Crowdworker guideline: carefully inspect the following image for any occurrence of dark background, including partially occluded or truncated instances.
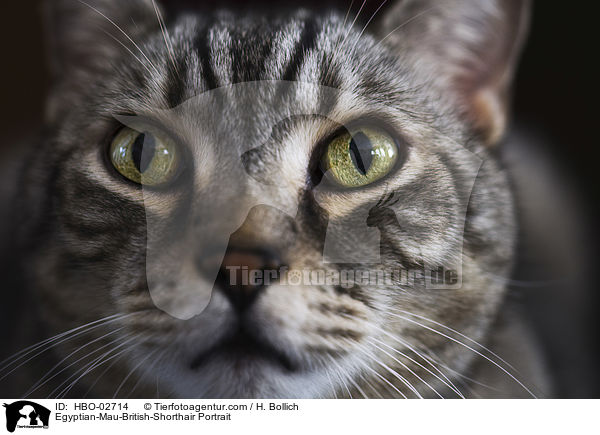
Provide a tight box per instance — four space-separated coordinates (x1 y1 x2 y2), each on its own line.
1 1 598 397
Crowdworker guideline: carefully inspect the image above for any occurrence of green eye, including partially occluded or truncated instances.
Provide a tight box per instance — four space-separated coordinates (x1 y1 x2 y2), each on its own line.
109 127 179 186
321 127 399 188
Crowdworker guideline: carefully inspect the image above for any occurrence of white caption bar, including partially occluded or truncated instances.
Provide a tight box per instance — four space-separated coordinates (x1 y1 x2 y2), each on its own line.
1 399 597 434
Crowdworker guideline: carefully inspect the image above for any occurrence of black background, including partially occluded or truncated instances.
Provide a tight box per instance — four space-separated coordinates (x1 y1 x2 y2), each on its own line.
1 1 598 397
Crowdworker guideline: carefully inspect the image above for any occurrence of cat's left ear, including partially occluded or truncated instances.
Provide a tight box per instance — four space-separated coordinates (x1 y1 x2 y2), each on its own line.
376 0 531 145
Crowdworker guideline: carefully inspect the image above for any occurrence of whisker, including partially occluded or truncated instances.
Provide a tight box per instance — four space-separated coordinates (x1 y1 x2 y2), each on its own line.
0 313 137 381
357 372 385 398
100 29 155 76
151 0 178 74
322 0 367 83
326 355 353 398
325 368 339 399
391 309 517 371
51 335 140 399
371 6 437 51
371 326 464 398
367 338 443 398
355 344 422 398
0 313 125 369
23 327 127 397
421 351 501 393
338 311 463 397
388 312 536 398
45 334 132 399
342 0 368 43
348 0 389 56
331 357 369 399
341 0 355 29
359 362 407 399
112 346 159 399
76 0 161 75
126 348 168 399
333 358 368 399
323 0 354 78
82 350 126 398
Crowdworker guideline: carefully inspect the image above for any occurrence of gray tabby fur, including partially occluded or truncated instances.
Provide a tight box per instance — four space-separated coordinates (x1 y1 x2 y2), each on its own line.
3 0 552 398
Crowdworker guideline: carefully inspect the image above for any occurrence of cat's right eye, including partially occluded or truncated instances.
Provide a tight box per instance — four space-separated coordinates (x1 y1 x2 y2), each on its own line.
109 127 180 186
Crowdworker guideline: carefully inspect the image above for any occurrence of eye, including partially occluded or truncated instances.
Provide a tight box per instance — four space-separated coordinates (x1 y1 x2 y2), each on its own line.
109 127 180 186
320 127 399 188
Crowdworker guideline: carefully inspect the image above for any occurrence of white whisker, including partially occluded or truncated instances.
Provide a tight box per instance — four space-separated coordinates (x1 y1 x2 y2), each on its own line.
0 314 125 370
392 309 517 371
0 314 136 382
77 0 161 74
52 335 140 399
126 349 168 399
388 312 536 398
100 29 155 76
348 0 389 55
112 346 159 399
421 351 501 393
367 337 443 398
371 326 464 398
360 362 407 399
357 372 385 398
23 327 126 397
325 368 339 399
151 0 178 73
82 350 126 398
326 355 353 398
355 344 422 398
372 6 436 51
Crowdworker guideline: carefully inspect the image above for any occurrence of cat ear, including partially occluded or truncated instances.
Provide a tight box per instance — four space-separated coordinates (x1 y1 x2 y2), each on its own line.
44 0 161 78
376 0 530 145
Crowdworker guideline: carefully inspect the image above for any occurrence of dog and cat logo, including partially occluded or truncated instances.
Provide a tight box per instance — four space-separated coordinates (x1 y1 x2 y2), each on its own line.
2 402 50 432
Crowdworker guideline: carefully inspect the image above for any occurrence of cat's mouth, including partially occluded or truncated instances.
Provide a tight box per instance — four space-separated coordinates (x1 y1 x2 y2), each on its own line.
189 329 297 373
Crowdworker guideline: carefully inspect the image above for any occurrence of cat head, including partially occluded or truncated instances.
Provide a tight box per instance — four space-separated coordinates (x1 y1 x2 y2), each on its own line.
26 0 529 397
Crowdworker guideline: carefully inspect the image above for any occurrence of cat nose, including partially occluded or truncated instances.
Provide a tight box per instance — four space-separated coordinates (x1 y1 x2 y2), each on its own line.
215 247 284 313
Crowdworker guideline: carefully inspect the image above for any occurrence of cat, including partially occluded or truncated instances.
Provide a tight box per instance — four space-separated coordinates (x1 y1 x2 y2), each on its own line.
0 0 552 398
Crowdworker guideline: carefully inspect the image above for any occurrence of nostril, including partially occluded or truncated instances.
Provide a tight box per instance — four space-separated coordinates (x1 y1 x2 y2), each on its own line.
215 247 284 313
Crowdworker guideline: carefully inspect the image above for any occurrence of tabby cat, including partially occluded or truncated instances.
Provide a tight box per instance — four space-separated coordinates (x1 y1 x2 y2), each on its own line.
1 0 552 398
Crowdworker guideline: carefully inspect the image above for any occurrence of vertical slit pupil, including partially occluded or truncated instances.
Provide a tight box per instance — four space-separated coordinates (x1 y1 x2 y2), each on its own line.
131 133 156 174
348 132 373 176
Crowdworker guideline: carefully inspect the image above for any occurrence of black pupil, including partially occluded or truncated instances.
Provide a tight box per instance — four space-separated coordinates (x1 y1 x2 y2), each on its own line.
348 132 373 176
131 133 156 174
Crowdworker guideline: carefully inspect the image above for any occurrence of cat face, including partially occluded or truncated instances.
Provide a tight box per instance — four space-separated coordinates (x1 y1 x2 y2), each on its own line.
21 0 529 398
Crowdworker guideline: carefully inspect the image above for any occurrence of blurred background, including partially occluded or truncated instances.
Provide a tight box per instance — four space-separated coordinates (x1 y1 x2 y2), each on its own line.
1 1 598 397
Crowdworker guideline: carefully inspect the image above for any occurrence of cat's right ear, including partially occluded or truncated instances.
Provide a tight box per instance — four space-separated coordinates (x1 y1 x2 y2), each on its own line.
44 0 161 81
44 0 159 77
44 0 163 123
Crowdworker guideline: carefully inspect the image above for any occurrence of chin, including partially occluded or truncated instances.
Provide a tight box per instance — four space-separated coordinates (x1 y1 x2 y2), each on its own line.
160 355 325 398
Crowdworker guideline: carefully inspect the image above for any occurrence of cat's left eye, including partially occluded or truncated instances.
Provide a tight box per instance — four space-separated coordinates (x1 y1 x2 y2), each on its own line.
109 127 180 186
320 127 400 188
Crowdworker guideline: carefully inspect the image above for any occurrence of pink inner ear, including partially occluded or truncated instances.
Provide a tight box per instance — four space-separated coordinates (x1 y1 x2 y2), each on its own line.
470 87 508 146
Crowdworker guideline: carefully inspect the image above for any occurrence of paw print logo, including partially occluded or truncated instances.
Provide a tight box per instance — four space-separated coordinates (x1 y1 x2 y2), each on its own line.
285 270 303 286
